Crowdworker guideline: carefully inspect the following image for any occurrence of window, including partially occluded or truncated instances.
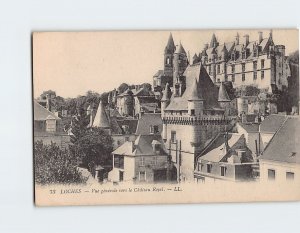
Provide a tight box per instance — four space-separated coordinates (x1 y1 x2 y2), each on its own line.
197 163 203 171
242 52 246 59
139 171 146 181
253 61 257 71
139 157 145 166
114 155 124 169
46 119 56 132
253 49 257 57
171 131 176 143
207 164 212 173
119 171 124 182
166 57 170 65
242 73 245 81
150 125 159 134
261 59 265 69
221 166 227 176
152 156 158 166
242 63 245 72
286 172 294 180
231 65 235 73
268 169 276 180
261 71 264 79
190 109 195 116
217 64 220 74
231 53 235 60
208 65 211 75
253 72 257 80
232 75 235 83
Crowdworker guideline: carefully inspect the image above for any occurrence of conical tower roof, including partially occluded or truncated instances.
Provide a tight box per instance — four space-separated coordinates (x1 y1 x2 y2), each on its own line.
175 42 186 54
92 100 110 128
209 33 218 48
188 78 203 101
165 33 175 53
161 83 171 102
218 82 230 102
221 43 228 53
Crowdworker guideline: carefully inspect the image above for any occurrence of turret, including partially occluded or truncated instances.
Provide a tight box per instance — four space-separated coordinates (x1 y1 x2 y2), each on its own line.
235 32 240 45
92 100 110 132
173 42 188 92
187 78 204 116
209 33 218 48
218 82 231 114
161 82 171 117
221 43 228 60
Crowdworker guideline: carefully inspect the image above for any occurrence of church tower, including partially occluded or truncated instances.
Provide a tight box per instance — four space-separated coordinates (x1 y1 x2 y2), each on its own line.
164 33 176 77
173 42 188 95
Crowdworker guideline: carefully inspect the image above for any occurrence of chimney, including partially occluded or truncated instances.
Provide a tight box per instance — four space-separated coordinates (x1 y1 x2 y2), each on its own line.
235 33 239 45
244 34 249 46
258 31 263 44
46 94 51 112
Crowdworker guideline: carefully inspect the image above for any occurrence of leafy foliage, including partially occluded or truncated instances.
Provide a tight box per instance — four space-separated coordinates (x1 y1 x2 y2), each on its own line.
34 141 86 185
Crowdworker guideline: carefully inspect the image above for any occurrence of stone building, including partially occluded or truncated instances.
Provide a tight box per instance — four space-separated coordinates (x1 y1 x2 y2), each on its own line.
108 134 169 183
161 63 231 182
34 101 70 149
197 31 290 93
194 133 256 183
259 116 300 182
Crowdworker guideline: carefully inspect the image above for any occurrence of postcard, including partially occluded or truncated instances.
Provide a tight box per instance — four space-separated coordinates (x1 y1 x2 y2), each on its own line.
33 30 300 206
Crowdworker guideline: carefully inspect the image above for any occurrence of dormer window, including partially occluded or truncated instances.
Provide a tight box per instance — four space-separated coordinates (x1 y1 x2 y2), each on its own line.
231 53 235 60
46 116 56 132
122 125 130 134
253 49 257 57
150 125 159 134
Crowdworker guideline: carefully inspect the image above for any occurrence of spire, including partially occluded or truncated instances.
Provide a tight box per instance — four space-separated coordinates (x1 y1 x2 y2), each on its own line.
188 78 203 101
175 42 186 54
161 83 171 102
209 33 218 48
165 33 175 53
92 100 110 128
218 82 230 102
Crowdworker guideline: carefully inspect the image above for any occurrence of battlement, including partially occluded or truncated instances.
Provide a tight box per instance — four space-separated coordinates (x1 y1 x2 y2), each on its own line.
162 115 230 125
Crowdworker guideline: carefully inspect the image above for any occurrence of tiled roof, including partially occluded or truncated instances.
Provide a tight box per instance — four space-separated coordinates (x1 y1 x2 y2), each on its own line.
165 33 175 53
112 134 168 157
238 123 259 133
199 133 253 163
260 114 287 133
34 101 61 121
135 113 163 135
260 117 300 164
165 63 219 111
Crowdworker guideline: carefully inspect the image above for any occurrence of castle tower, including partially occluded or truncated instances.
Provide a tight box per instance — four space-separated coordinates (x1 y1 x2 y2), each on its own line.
187 78 204 116
164 33 176 76
218 82 231 115
173 42 188 94
92 100 110 133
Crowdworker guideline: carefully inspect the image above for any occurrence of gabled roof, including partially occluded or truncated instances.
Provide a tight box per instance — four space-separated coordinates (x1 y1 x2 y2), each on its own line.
135 113 163 135
199 133 252 163
112 134 168 157
34 101 60 121
260 114 287 133
218 82 230 102
92 101 110 128
260 117 300 164
165 63 219 111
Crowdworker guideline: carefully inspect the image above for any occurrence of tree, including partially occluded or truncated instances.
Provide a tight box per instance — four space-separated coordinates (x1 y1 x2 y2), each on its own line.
34 141 86 185
71 127 114 172
118 83 129 93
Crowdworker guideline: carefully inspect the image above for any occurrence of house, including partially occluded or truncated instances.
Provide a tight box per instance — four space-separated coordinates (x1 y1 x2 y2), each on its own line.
33 101 70 149
259 116 300 182
108 134 169 183
194 133 256 183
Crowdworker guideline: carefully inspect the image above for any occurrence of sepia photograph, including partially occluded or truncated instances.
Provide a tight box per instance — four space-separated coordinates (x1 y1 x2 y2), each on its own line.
33 29 300 206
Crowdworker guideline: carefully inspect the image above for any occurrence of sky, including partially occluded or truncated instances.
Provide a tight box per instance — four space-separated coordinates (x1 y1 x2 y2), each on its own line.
33 29 298 98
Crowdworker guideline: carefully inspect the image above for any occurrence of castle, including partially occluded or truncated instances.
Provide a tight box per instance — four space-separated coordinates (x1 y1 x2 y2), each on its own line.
154 32 290 94
195 31 290 93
